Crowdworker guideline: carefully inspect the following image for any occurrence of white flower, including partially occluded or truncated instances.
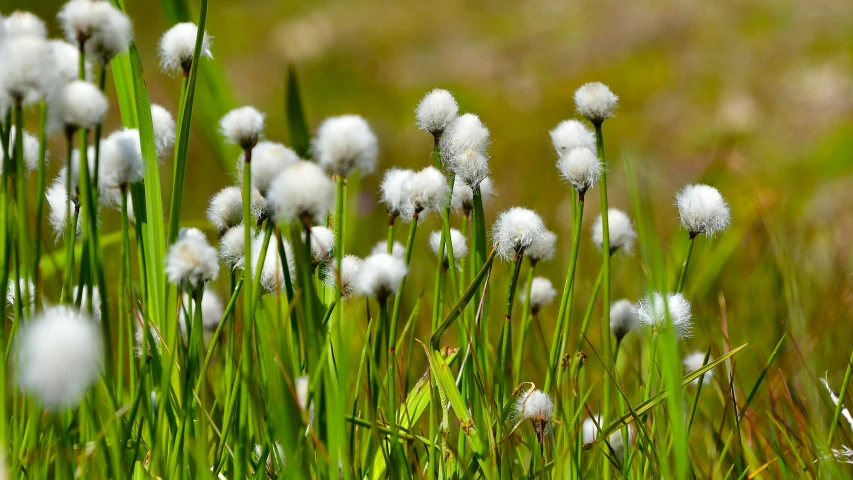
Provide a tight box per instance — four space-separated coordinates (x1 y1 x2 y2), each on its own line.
415 88 459 136
267 161 335 223
526 229 556 264
324 254 363 298
3 128 40 174
303 226 335 265
637 292 693 339
0 36 59 105
51 40 92 83
592 208 637 254
46 179 80 238
515 389 554 435
58 0 132 64
58 80 108 130
207 187 243 232
17 306 102 410
521 277 557 312
179 288 224 344
312 115 378 177
219 106 264 151
219 225 245 270
582 415 601 444
439 113 490 162
371 240 404 259
71 285 102 322
675 184 731 237
407 166 448 217
428 229 468 265
549 119 595 156
449 150 489 187
165 228 220 287
5 278 36 314
610 299 638 341
4 11 46 39
236 141 300 195
380 168 414 219
683 351 713 385
492 207 546 261
252 234 295 294
99 129 144 189
450 176 494 214
150 104 176 156
355 253 407 299
158 22 212 76
557 147 601 194
574 82 618 124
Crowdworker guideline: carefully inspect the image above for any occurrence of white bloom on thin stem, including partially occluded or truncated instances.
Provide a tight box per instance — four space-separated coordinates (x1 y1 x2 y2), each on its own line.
429 229 468 266
58 0 132 64
0 36 59 105
582 415 602 444
415 88 459 136
592 208 637 254
407 166 448 218
5 278 36 314
372 240 404 259
449 150 489 187
4 11 47 39
557 147 601 194
165 228 220 287
219 225 246 270
451 176 494 215
99 129 144 188
521 277 557 313
439 113 490 162
312 114 378 177
219 106 264 151
325 254 363 298
179 289 224 345
207 187 244 233
683 351 713 385
515 389 554 436
17 306 102 410
550 119 595 156
150 104 176 156
158 22 212 76
3 129 40 174
134 322 162 358
303 226 335 266
252 234 295 294
236 141 300 195
492 207 546 261
71 285 102 322
380 168 414 220
526 229 556 264
574 82 619 124
59 80 108 130
355 253 407 300
51 40 92 83
675 184 731 237
267 161 336 224
46 179 80 238
610 299 638 342
637 292 693 339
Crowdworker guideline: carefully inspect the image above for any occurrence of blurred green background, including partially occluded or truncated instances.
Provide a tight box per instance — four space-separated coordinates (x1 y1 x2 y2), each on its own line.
16 0 853 406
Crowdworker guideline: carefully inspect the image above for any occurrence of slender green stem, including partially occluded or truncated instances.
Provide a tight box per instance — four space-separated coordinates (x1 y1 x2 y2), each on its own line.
386 214 395 254
513 262 536 386
594 121 612 478
61 133 75 303
33 101 48 304
13 103 30 311
827 347 853 446
497 251 525 406
676 234 696 293
236 147 254 480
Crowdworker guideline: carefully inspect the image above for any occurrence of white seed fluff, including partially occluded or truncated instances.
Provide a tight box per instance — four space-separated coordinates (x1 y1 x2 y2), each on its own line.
4 11 47 39
515 389 554 433
5 278 36 314
610 299 638 341
312 115 378 177
549 119 595 156
683 351 713 385
492 207 546 261
71 285 102 322
219 106 264 150
522 277 557 312
99 129 144 189
252 234 295 293
219 225 245 270
158 22 212 76
439 113 490 163
450 176 494 214
324 254 363 298
58 80 108 130
371 240 405 259
165 228 220 287
150 104 176 156
428 229 469 264
407 166 448 217
51 40 92 83
236 141 300 195
59 0 133 64
449 149 490 187
582 415 602 444
574 82 619 124
592 208 637 254
17 306 102 410
415 88 459 135
526 229 557 264
4 129 40 173
267 161 336 223
675 184 731 236
0 36 59 105
207 187 244 232
557 147 602 193
46 179 80 238
179 289 224 343
637 292 693 339
304 226 335 265
355 253 408 299
380 168 415 219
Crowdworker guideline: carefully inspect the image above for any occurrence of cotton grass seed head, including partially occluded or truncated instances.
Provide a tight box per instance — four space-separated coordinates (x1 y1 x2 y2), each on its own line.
4 11 47 39
407 166 448 217
492 207 546 261
515 389 554 436
526 229 557 264
165 228 220 287
220 106 264 151
158 22 212 76
6 278 36 315
312 114 378 177
0 36 59 105
428 229 468 266
592 208 637 254
51 40 92 83
4 129 40 174
179 289 224 343
550 119 595 156
582 415 601 444
46 179 80 238
684 351 713 385
58 80 108 130
380 168 415 219
522 277 557 312
219 225 245 270
150 104 176 156
252 235 295 294
355 253 407 300
58 0 132 64
207 187 245 233
637 292 693 339
325 255 363 298
99 129 144 190
574 82 618 124
557 147 602 194
71 285 102 322
439 113 490 167
372 240 405 259
449 149 490 187
304 226 335 266
17 306 102 410
610 299 638 341
450 176 494 215
267 161 335 224
236 141 300 195
415 88 458 136
676 184 731 237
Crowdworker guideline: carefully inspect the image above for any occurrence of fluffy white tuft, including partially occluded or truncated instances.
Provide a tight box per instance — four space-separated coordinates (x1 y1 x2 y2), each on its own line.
267 161 336 223
526 229 557 264
637 292 693 339
0 36 59 105
683 351 713 385
610 299 638 341
675 184 731 236
178 289 224 345
150 104 176 156
492 207 546 261
98 129 144 190
450 176 494 214
236 141 300 195
582 415 602 444
415 89 459 135
207 187 244 232
354 253 408 299
522 277 557 312
574 82 619 124
4 129 41 174
312 115 378 177
251 234 295 294
58 80 108 130
550 119 595 156
4 11 47 39
324 254 363 298
380 168 415 219
58 0 132 64
428 229 468 265
219 225 245 270
406 166 448 218
71 285 102 322
439 113 490 162
592 208 637 254
219 106 264 150
449 150 489 187
165 228 220 287
557 147 601 193
304 226 335 265
17 306 102 410
46 179 80 238
372 240 405 259
5 277 36 314
515 389 554 434
158 22 212 76
51 40 92 83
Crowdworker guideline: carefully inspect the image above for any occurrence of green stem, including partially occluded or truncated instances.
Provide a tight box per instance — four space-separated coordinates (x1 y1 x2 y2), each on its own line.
33 101 48 304
386 214 395 254
513 262 536 386
13 103 30 311
497 250 524 406
594 121 612 478
236 147 254 480
676 234 696 293
828 347 853 446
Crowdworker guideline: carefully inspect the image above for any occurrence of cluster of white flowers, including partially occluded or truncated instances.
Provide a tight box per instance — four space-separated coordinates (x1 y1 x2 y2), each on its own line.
58 0 133 64
236 141 300 196
450 176 494 215
165 228 220 287
439 113 491 187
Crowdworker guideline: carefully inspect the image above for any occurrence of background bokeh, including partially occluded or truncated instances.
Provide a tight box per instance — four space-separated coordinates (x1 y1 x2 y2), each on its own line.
17 0 853 419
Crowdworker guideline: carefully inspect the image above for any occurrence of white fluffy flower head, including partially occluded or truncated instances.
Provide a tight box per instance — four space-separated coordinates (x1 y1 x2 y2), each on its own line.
592 208 637 254
58 0 133 64
372 240 405 259
415 88 459 136
252 235 295 294
523 277 557 312
439 113 490 162
325 255 363 298
492 207 546 261
637 292 693 339
355 253 407 300
676 184 731 237
220 106 264 151
219 225 245 270
428 229 468 266
99 129 144 190
46 179 81 238
51 40 92 83
526 229 556 264
610 299 638 341
684 351 713 385
380 168 414 219
515 389 554 435
165 228 220 287
59 80 108 130
407 166 448 217
312 115 378 177
4 129 40 174
5 11 47 39
17 306 102 410
451 177 494 214
268 161 336 224
237 141 300 195
179 289 224 344
0 36 59 105
71 285 102 321
550 119 595 156
158 22 212 76
582 415 602 444
150 104 176 156
557 147 601 194
449 149 489 187
207 187 244 232
574 82 619 124
304 226 335 265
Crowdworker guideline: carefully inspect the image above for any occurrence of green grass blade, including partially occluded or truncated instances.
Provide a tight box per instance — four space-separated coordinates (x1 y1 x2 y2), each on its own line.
285 65 310 157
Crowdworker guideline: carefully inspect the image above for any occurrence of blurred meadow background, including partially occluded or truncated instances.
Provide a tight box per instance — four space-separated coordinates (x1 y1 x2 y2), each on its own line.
11 0 853 475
